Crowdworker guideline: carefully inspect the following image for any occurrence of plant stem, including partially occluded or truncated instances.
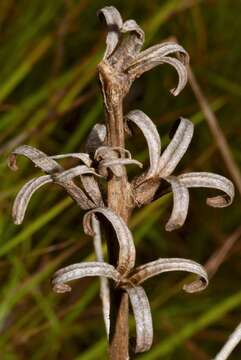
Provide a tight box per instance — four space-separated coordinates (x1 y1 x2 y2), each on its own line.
98 61 132 359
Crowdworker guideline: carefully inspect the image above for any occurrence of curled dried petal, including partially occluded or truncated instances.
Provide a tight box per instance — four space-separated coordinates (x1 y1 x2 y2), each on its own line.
125 286 153 353
126 42 189 96
83 208 136 274
165 176 189 231
53 262 120 293
97 6 123 59
11 145 62 174
53 165 101 182
125 110 161 177
214 322 241 360
158 118 194 177
178 172 234 207
85 123 107 155
50 153 92 167
129 258 208 293
13 175 52 225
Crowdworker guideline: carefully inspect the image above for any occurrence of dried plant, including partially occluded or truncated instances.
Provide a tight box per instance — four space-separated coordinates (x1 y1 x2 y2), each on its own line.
214 322 241 360
8 6 235 359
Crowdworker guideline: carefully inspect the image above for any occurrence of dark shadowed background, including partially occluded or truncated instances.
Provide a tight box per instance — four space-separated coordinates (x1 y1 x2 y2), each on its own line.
0 0 240 359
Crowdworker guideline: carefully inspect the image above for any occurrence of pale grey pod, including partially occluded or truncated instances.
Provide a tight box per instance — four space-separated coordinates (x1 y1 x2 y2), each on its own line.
83 208 136 274
53 165 100 182
129 258 208 293
11 145 63 174
125 110 161 178
165 176 190 231
126 42 189 96
97 6 123 59
178 172 234 208
12 175 52 225
85 124 107 155
50 152 92 167
126 286 153 353
53 262 120 293
158 118 194 177
214 322 241 360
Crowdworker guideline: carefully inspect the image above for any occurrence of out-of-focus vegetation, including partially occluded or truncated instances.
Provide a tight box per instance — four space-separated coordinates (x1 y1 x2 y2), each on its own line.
0 0 240 359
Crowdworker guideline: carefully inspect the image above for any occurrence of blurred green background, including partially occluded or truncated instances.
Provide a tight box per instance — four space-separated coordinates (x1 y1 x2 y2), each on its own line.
0 0 240 359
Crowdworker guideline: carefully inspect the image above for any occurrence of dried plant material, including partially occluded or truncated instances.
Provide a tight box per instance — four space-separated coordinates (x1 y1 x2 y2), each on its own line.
92 216 110 336
110 19 145 69
126 42 189 96
126 286 153 353
178 172 234 208
95 145 142 177
9 145 96 217
128 258 208 293
97 6 123 60
99 6 189 98
81 176 104 207
83 208 136 274
214 322 241 360
11 145 63 174
53 165 100 182
9 6 236 359
125 110 161 177
165 176 189 231
158 118 194 177
13 175 52 225
50 153 92 167
85 123 107 154
99 158 142 177
52 262 121 293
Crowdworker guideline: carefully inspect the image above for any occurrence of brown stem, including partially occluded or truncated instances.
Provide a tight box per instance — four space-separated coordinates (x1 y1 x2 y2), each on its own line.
98 61 132 359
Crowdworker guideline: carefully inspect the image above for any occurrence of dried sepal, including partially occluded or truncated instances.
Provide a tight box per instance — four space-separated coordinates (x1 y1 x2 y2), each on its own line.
128 258 208 293
13 175 52 225
178 172 234 208
214 322 241 360
125 42 189 96
165 176 189 231
85 123 107 155
11 145 62 174
52 262 120 293
83 208 136 274
97 6 123 59
125 286 153 353
158 118 194 177
125 110 161 178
